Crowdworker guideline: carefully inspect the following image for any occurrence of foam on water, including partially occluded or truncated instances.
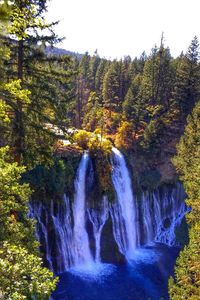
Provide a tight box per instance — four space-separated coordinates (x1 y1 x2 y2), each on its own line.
68 262 116 282
127 247 161 265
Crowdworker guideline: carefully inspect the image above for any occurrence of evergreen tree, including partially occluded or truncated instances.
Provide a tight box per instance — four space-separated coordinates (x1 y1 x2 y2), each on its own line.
0 147 57 299
82 91 102 131
0 0 74 167
89 50 101 90
95 58 110 98
0 70 57 297
140 44 173 111
172 36 200 120
102 60 126 113
123 74 145 134
75 52 91 127
169 101 200 299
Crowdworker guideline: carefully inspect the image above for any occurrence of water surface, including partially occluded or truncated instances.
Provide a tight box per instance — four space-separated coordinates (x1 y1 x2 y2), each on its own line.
52 244 179 300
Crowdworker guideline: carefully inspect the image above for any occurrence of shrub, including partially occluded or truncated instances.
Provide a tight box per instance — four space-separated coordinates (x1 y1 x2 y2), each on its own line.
115 121 133 150
73 130 91 149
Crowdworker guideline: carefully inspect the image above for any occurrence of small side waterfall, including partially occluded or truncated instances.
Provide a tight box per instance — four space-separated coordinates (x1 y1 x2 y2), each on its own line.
29 195 73 273
110 147 137 259
73 152 93 266
153 186 187 245
51 195 74 271
88 196 109 262
29 202 53 271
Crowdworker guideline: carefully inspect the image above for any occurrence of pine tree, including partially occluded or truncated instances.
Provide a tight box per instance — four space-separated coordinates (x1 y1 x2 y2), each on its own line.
123 74 145 134
140 44 173 112
169 101 200 299
75 52 91 127
102 60 126 113
95 58 110 99
0 147 57 299
0 0 74 167
0 72 57 298
89 50 101 90
172 36 200 120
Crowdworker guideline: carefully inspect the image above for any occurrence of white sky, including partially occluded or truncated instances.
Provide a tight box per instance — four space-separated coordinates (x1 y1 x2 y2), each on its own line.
47 0 200 59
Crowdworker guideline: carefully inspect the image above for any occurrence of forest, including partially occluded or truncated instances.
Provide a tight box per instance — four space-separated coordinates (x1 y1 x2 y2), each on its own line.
0 0 200 299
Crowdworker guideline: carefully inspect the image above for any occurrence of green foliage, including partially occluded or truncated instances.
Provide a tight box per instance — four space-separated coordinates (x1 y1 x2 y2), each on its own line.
0 0 74 167
0 242 57 300
0 99 10 125
102 60 128 126
114 121 133 150
88 136 114 202
88 134 112 156
172 37 200 119
172 101 200 198
73 129 114 200
169 101 200 298
0 146 33 246
73 129 91 149
140 119 161 153
175 217 189 247
123 74 144 133
0 146 57 298
68 37 200 165
82 91 104 132
24 155 81 200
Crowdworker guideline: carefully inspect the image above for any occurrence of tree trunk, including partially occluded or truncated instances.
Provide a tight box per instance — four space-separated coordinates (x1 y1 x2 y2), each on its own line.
13 39 24 164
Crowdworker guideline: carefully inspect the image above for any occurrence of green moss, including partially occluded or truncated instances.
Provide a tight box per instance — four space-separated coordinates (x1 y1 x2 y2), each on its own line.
87 155 115 207
175 217 189 247
139 169 162 191
23 153 81 202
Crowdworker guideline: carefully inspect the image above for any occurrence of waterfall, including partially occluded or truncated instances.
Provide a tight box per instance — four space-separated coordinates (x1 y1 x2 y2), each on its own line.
110 147 137 259
30 148 188 274
29 202 53 271
153 187 187 245
141 193 154 244
138 185 187 246
29 195 74 273
50 195 74 272
73 151 94 266
88 196 109 262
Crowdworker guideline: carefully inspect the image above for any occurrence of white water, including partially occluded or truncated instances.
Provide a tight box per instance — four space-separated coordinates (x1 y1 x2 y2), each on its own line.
29 202 53 271
88 196 109 262
51 195 74 272
141 193 154 244
30 149 187 274
73 152 94 266
153 188 187 245
111 147 137 259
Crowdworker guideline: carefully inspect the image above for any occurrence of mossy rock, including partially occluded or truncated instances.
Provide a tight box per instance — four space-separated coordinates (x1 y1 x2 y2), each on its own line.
175 217 189 247
23 153 81 202
139 169 162 191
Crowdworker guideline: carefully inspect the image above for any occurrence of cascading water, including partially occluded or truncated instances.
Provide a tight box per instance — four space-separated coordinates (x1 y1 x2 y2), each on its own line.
141 192 154 244
72 151 94 266
110 148 187 258
29 195 74 273
110 147 137 259
88 196 109 262
153 186 187 245
50 195 74 272
29 202 53 271
30 148 188 275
